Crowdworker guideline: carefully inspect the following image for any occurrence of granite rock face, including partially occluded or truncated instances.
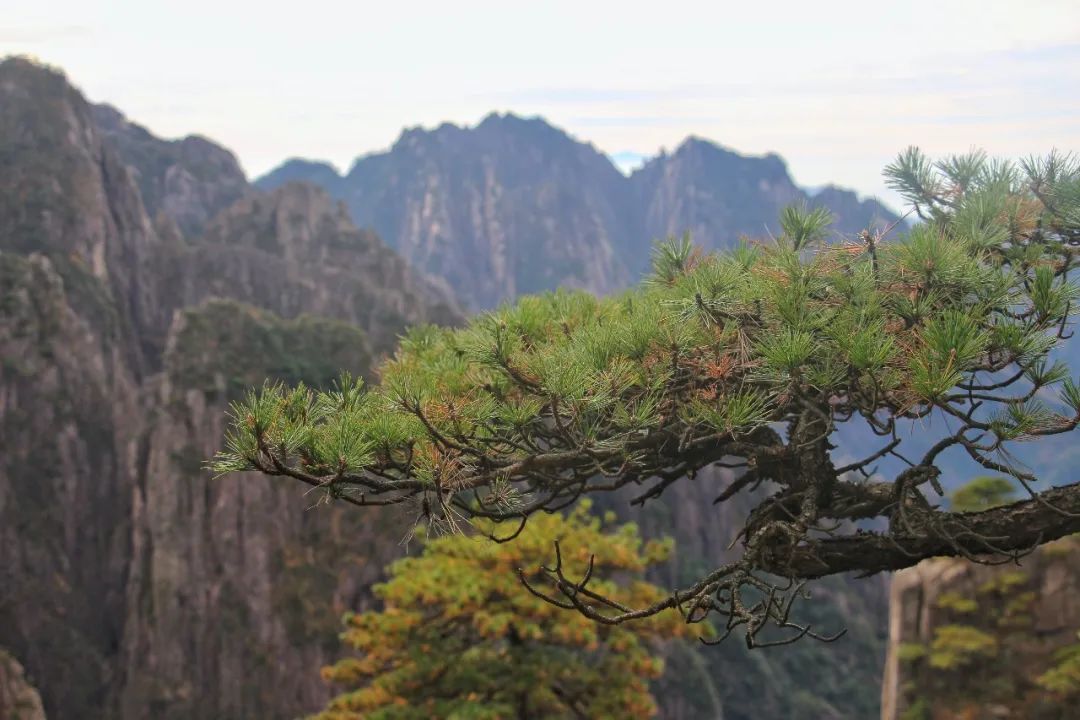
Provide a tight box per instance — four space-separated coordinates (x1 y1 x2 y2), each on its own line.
91 103 251 241
116 300 411 720
0 56 456 720
631 141 896 262
0 650 46 720
259 116 900 310
1 57 153 715
188 182 459 352
339 114 636 310
881 537 1080 720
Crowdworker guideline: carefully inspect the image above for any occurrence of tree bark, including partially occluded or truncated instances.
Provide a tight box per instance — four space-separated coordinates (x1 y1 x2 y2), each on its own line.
762 484 1080 579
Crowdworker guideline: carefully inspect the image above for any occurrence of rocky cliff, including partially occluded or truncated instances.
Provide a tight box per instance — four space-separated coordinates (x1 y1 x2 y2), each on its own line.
188 183 459 351
881 537 1080 720
0 56 457 720
91 103 251 241
315 114 636 310
631 141 896 265
116 300 412 720
0 650 46 720
1 57 155 715
258 115 900 310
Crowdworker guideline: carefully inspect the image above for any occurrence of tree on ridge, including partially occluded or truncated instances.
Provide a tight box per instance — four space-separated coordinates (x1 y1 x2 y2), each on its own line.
214 148 1080 648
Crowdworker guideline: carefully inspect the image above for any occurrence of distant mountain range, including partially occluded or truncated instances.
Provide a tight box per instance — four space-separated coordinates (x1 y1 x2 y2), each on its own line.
0 55 891 720
257 114 899 310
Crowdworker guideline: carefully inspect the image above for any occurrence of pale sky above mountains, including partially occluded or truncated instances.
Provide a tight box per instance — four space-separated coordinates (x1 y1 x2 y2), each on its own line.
3 0 1079 208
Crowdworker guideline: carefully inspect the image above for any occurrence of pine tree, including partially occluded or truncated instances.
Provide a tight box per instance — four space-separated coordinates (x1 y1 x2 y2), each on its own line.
214 148 1080 647
311 504 689 719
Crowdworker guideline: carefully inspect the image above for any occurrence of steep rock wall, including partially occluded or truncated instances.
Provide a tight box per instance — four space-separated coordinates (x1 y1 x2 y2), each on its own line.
0 57 459 720
881 538 1080 720
0 649 46 720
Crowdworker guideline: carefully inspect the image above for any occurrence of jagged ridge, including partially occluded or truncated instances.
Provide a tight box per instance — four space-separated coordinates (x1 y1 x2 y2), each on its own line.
259 113 900 310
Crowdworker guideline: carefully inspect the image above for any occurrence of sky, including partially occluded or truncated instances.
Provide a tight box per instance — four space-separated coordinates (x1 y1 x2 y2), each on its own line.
3 0 1079 208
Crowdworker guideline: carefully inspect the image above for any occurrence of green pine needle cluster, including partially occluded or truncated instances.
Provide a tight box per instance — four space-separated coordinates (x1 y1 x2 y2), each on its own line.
216 149 1080 499
212 149 1080 626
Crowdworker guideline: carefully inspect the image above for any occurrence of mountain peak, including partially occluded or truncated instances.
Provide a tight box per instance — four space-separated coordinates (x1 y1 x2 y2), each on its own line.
646 136 793 191
476 111 589 151
199 179 461 340
254 157 344 194
91 102 249 239
808 184 902 231
672 135 742 158
0 55 94 156
0 54 68 87
0 51 155 289
256 111 899 307
390 112 574 152
478 111 549 129
674 136 787 168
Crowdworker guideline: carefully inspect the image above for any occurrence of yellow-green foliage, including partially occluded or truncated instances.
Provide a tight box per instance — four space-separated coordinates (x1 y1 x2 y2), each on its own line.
312 504 691 720
1038 636 1080 697
899 697 930 720
897 643 928 663
934 591 978 615
927 625 998 670
977 570 1029 596
948 476 1017 513
899 536 1080 717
